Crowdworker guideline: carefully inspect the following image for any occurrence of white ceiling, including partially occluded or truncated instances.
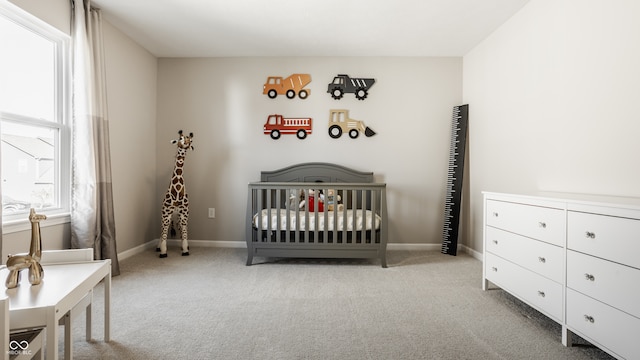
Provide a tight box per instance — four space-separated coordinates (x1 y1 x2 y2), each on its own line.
92 0 531 58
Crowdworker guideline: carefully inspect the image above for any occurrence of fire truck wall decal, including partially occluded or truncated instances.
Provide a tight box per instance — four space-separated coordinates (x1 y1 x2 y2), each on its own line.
328 109 376 139
327 74 375 100
263 74 311 99
263 114 313 140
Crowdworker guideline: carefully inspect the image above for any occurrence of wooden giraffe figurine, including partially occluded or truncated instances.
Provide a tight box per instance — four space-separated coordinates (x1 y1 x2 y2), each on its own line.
157 130 194 258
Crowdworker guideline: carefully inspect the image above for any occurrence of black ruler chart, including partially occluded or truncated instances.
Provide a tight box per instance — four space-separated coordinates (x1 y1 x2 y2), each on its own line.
441 104 469 256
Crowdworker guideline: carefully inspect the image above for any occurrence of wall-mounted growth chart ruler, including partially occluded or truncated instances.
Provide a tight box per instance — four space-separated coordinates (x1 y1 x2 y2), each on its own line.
441 104 469 256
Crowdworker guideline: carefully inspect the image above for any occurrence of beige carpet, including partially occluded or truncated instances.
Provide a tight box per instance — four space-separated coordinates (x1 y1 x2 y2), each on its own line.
61 247 615 359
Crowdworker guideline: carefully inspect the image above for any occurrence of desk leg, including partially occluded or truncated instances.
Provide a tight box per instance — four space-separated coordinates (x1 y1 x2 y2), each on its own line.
46 308 59 360
104 269 111 342
2 297 9 360
86 298 92 341
64 313 72 359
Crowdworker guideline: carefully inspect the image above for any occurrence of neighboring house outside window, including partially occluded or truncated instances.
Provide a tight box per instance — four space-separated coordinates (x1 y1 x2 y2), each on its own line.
0 3 71 231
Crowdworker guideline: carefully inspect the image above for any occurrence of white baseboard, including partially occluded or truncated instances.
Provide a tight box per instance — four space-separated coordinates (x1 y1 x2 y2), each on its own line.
185 240 246 248
120 240 481 260
462 245 482 261
386 243 440 251
117 241 157 261
386 243 481 260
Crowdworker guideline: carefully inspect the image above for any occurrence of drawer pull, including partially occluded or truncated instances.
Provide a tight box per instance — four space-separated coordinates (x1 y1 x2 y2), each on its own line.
585 231 596 239
491 267 498 272
537 291 546 298
492 212 499 217
584 273 595 281
538 222 547 228
584 315 595 323
538 257 546 263
492 240 498 245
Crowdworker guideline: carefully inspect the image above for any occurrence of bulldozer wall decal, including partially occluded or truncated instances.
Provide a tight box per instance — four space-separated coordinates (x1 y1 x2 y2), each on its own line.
328 109 376 139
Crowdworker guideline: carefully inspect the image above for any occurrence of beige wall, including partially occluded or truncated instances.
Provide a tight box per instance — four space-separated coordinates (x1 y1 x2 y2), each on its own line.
102 21 158 253
157 57 462 245
4 0 158 257
463 0 640 251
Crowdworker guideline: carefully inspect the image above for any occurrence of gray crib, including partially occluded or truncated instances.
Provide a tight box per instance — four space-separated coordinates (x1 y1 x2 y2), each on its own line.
246 162 388 267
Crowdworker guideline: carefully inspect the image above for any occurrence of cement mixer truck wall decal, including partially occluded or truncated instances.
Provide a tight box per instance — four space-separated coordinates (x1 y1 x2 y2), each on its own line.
263 74 311 99
328 109 376 139
327 74 375 100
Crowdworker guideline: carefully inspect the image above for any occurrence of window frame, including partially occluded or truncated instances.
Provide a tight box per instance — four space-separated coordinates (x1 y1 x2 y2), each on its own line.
0 2 71 233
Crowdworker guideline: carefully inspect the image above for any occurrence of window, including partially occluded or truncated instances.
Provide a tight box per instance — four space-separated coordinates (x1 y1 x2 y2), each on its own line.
0 3 70 228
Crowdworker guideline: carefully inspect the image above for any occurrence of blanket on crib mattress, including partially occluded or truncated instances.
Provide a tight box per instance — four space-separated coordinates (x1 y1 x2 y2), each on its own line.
253 209 381 231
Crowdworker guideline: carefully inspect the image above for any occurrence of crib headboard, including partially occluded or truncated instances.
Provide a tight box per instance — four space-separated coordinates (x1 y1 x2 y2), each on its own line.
257 163 379 211
260 162 374 183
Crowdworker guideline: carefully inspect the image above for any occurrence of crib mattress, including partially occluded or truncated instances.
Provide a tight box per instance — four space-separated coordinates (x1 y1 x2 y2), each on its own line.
253 209 381 231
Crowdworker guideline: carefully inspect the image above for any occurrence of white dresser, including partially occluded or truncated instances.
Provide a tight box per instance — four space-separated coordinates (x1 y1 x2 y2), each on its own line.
483 192 640 360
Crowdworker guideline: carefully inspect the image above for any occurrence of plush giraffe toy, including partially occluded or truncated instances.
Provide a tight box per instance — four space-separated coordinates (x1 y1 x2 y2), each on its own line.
157 130 194 258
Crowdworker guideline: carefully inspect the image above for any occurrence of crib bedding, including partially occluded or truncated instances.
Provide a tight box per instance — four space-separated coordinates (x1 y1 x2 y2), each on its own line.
253 208 381 231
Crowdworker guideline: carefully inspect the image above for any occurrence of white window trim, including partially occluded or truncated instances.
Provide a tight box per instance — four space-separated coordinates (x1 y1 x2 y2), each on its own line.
0 2 71 230
3 213 71 234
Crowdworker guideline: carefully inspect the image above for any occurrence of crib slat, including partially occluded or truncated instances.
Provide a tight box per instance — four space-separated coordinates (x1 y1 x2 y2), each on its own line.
285 187 291 243
352 189 357 243
257 188 263 239
341 189 344 244
333 188 342 244
322 187 328 244
361 189 365 243
332 189 339 244
303 189 310 244
371 190 377 244
361 189 366 243
275 189 282 242
267 190 273 241
314 189 319 242
355 189 360 244
292 187 301 243
296 188 304 243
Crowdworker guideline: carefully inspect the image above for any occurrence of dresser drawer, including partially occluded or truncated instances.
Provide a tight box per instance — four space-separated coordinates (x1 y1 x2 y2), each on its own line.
486 200 564 246
485 253 562 322
567 289 638 360
567 211 640 269
486 226 563 283
567 250 640 319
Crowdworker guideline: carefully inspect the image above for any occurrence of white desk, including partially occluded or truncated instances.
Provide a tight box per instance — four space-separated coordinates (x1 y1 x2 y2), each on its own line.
1 260 111 359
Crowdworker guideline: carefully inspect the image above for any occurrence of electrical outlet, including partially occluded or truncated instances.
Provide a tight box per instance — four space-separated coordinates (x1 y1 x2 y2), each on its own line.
208 208 215 218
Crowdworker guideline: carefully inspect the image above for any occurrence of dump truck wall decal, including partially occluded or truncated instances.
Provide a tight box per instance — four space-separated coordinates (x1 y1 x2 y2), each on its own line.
327 74 375 100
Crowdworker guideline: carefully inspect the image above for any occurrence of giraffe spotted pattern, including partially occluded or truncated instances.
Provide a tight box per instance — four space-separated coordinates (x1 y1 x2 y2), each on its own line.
158 130 194 258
